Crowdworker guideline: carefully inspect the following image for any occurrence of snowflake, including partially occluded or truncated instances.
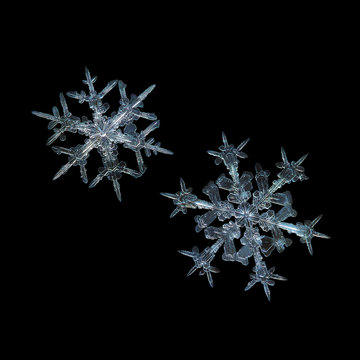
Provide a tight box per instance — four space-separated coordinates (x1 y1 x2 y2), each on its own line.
161 132 330 300
32 68 173 202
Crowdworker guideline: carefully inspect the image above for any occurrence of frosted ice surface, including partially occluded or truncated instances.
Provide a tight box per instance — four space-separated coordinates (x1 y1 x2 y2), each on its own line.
162 133 329 300
33 68 173 201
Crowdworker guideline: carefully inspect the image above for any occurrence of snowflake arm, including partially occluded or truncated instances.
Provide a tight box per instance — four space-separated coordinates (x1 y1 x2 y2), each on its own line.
161 178 214 218
245 262 287 301
178 239 223 287
277 214 331 255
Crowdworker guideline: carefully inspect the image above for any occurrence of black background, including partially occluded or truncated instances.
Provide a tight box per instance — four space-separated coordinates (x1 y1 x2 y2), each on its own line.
7 4 352 356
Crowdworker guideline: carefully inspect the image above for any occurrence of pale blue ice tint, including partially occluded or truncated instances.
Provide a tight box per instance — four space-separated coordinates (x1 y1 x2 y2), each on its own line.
162 133 329 300
33 68 173 201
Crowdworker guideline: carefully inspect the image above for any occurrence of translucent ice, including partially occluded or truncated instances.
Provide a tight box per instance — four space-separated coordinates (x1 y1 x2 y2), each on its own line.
33 68 173 201
162 133 329 300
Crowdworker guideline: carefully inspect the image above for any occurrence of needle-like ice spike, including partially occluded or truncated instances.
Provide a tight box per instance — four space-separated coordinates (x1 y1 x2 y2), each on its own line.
141 120 160 137
31 111 58 121
296 153 309 166
170 207 181 218
112 179 122 202
222 131 229 146
245 279 258 291
59 93 70 116
180 178 187 192
237 137 250 151
84 67 96 95
47 131 63 146
53 160 75 180
311 214 323 227
160 192 178 200
80 165 88 184
281 147 289 165
98 80 118 99
132 84 156 108
51 146 73 155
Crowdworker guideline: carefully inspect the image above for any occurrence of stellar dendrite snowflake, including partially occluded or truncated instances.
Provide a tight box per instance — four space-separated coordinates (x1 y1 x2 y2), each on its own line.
32 68 173 201
161 133 329 300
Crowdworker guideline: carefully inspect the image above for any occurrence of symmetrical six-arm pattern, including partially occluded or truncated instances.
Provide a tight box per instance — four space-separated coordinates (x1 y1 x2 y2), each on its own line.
32 68 173 201
161 133 329 300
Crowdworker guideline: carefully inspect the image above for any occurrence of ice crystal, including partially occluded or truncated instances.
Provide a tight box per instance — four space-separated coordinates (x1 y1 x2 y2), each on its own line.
32 68 173 201
161 133 330 300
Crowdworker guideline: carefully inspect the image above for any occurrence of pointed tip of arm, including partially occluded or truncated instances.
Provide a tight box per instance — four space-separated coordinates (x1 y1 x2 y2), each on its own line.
207 150 221 157
281 147 288 164
306 241 314 255
310 215 330 238
84 66 91 80
170 207 181 218
99 79 118 98
221 131 228 146
264 284 271 301
52 160 75 180
244 279 257 291
237 137 250 151
141 120 160 137
31 110 46 118
160 192 177 200
313 231 331 239
131 84 156 108
59 92 69 114
311 214 323 227
186 265 198 277
88 180 97 189
296 153 309 166
180 178 186 191
206 272 214 288
31 111 57 121
112 179 122 202
52 169 64 181
162 149 174 155
178 249 196 257
88 173 103 189
142 84 156 97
